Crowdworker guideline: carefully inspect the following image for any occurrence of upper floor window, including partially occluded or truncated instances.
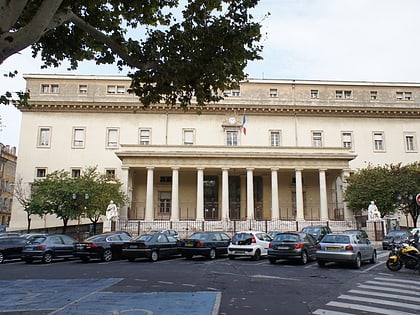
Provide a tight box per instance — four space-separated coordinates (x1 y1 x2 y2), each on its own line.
41 84 59 94
37 127 51 147
223 89 240 97
105 169 116 178
336 90 352 99
269 89 278 98
373 132 385 151
107 85 126 94
36 168 47 178
312 131 323 147
270 130 281 147
160 176 172 183
106 128 119 148
396 91 412 100
310 90 319 99
226 130 238 146
370 91 378 100
139 128 151 145
79 85 88 94
72 127 86 148
71 169 81 178
404 133 417 152
341 131 353 149
183 129 195 146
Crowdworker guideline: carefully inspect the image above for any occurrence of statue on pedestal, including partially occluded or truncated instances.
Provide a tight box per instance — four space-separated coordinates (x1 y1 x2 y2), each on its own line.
106 200 119 221
367 201 381 220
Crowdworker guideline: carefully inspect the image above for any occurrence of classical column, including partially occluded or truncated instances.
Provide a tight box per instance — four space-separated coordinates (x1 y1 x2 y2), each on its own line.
171 167 179 221
221 168 229 220
196 168 204 221
295 168 304 221
246 168 254 220
342 169 351 220
145 167 154 221
319 169 329 221
119 166 129 220
271 168 279 220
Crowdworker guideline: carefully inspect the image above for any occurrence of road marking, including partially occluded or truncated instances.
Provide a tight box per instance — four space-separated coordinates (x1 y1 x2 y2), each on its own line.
251 274 299 281
348 289 419 303
338 294 420 311
326 301 417 315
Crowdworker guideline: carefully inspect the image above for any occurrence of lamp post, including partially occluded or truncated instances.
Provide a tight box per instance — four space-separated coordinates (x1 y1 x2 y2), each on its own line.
72 193 90 241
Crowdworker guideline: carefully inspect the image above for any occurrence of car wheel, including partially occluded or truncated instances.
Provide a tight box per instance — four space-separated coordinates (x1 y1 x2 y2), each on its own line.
300 250 308 265
252 249 261 261
150 251 159 262
208 248 216 260
0 251 4 264
353 253 362 269
370 250 377 264
42 252 53 264
228 255 235 260
269 258 276 264
102 249 113 262
317 260 326 267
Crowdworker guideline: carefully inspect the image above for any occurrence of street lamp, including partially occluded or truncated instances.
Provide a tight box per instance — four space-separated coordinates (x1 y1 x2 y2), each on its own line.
72 193 90 241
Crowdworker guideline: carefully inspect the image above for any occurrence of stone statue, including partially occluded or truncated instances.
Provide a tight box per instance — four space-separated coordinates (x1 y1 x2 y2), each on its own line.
106 200 118 221
368 201 381 220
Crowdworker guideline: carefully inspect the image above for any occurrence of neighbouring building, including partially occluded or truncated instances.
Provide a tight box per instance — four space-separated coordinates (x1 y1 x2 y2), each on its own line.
8 74 420 233
0 143 17 229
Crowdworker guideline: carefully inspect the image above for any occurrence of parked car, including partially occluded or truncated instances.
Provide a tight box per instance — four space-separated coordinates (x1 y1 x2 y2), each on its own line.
73 231 133 262
123 231 180 262
301 225 332 242
382 230 410 250
228 231 272 260
178 231 231 260
343 229 370 241
157 229 180 240
268 232 318 265
316 233 377 269
20 233 48 241
0 232 21 238
0 236 29 263
267 230 284 239
21 234 76 264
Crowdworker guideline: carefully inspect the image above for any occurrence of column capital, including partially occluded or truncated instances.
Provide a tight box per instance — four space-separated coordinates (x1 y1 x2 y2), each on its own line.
270 168 279 172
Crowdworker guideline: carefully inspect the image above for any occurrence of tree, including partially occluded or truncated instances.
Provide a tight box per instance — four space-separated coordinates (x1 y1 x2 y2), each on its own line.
344 163 420 227
13 176 41 232
1 0 263 107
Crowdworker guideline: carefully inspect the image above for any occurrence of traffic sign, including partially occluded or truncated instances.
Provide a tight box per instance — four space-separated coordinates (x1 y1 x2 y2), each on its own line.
416 193 420 206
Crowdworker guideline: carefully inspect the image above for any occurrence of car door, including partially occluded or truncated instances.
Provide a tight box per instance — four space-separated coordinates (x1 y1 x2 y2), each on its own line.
304 233 317 258
60 235 76 257
256 233 271 255
48 235 65 257
218 233 231 254
165 235 179 256
355 235 369 260
156 234 170 257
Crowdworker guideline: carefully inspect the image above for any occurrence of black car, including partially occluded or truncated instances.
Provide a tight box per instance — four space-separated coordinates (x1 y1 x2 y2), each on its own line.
122 231 180 262
21 234 76 264
0 236 29 263
301 225 332 242
382 230 410 250
179 232 231 260
73 231 132 262
268 232 318 265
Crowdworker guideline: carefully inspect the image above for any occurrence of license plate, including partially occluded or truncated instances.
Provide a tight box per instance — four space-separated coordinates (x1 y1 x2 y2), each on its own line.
326 246 340 251
185 243 194 247
276 246 289 250
129 245 137 249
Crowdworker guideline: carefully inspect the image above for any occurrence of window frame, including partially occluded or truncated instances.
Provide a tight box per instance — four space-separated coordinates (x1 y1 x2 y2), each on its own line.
372 131 385 152
37 127 51 148
36 168 47 178
183 128 195 146
270 130 281 147
404 132 417 152
269 88 278 98
341 131 353 149
139 128 151 145
106 127 119 148
310 90 319 99
226 130 239 146
311 130 323 148
78 84 88 94
72 127 86 149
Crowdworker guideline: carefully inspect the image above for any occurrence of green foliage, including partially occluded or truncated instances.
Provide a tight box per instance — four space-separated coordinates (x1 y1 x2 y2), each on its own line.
1 0 263 108
28 167 127 233
344 162 420 227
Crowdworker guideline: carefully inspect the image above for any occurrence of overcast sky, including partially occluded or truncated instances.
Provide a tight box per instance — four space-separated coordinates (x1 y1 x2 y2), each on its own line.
2 0 420 151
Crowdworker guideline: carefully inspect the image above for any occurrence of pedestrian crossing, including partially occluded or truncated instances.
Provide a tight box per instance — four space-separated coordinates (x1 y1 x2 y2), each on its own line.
312 276 420 315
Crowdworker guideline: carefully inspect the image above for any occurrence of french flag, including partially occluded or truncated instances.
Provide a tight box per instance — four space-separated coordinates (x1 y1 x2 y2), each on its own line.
242 114 247 135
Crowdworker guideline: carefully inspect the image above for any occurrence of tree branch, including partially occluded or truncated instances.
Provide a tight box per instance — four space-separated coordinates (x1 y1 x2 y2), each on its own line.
0 0 28 33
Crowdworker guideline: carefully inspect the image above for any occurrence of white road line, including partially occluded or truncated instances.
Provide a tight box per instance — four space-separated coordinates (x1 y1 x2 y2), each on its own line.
338 294 420 311
364 280 420 291
326 301 417 315
348 289 419 303
374 277 420 285
251 274 299 281
312 309 357 315
357 284 420 296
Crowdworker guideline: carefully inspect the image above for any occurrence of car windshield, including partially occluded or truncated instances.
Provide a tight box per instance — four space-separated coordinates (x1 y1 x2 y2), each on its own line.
136 235 152 241
303 227 320 234
28 236 46 244
232 233 252 242
84 235 106 242
274 234 299 242
321 235 350 244
189 233 209 240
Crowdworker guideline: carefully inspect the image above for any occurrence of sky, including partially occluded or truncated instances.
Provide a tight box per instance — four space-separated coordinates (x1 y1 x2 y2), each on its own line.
2 0 420 151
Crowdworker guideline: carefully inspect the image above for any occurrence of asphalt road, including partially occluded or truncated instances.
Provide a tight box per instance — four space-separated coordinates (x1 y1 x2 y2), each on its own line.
0 249 419 315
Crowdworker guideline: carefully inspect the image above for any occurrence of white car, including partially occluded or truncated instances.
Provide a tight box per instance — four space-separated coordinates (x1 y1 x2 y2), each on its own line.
228 231 272 260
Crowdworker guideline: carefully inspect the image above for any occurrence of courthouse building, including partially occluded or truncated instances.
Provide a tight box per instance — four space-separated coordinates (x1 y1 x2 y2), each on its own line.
9 74 420 231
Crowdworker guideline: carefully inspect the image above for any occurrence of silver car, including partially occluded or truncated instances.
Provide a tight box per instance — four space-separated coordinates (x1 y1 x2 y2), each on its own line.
316 233 377 269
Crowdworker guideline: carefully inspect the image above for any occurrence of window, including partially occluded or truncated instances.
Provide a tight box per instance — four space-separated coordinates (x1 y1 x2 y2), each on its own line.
373 132 385 151
311 90 319 99
160 176 172 183
107 85 126 94
223 89 240 97
336 90 352 99
72 127 85 148
370 91 378 100
269 89 278 97
159 191 171 213
38 127 51 147
71 169 81 178
342 132 353 149
404 133 417 152
36 168 47 178
105 169 116 178
106 128 119 148
312 131 323 147
40 84 59 94
270 130 281 147
139 129 151 145
79 85 88 94
183 129 195 146
226 131 238 146
396 91 412 100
